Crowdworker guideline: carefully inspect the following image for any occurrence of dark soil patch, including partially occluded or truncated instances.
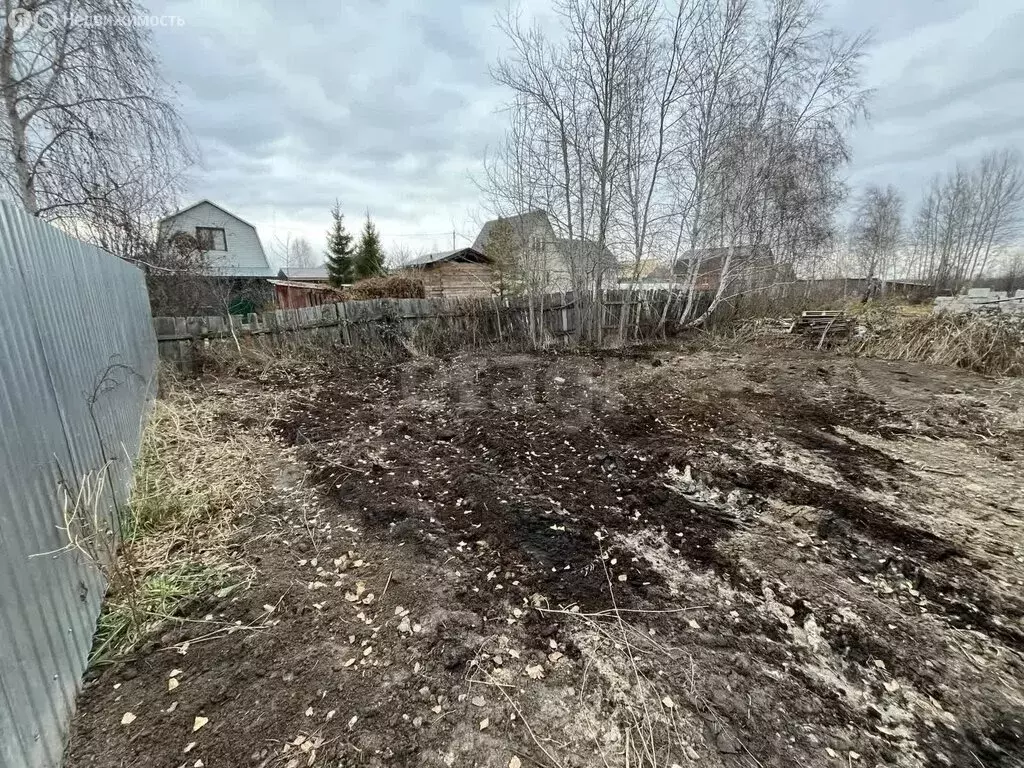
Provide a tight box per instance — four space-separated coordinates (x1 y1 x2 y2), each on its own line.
65 347 1024 768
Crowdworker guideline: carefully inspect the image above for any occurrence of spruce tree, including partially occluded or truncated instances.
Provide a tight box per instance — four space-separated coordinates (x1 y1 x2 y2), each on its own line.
325 202 354 286
353 215 386 279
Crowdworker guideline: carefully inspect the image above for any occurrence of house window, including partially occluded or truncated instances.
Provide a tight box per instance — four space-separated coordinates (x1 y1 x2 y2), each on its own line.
195 227 227 251
531 235 542 251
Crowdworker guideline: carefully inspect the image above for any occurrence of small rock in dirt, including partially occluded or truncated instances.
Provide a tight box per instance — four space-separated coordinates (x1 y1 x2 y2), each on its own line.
716 732 740 754
684 746 699 760
442 646 473 670
120 712 136 725
471 696 486 707
539 623 559 638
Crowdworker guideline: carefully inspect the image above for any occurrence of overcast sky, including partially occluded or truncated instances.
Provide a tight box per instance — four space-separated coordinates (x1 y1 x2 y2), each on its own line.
149 0 1024 264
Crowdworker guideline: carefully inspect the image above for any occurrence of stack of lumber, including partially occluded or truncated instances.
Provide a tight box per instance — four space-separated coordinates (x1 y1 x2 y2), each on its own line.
790 310 850 337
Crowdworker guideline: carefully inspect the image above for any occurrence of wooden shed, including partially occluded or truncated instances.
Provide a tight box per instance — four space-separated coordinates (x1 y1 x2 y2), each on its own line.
270 279 343 309
400 247 495 298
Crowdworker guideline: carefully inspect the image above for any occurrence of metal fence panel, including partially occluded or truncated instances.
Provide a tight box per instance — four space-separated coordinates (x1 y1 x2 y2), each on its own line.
0 202 157 768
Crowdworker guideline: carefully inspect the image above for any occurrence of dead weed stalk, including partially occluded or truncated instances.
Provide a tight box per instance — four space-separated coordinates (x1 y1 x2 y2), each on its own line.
849 309 1024 377
84 387 269 664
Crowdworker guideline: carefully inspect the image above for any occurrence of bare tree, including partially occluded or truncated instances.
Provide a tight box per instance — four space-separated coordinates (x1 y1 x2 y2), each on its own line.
144 231 213 316
908 148 1024 292
850 184 903 284
0 0 194 255
487 0 869 339
272 233 316 271
388 242 427 270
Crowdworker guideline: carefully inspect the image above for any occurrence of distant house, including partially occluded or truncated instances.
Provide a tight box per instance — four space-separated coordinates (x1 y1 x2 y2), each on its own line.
400 247 494 298
157 200 274 277
151 200 274 315
473 210 618 292
616 259 676 290
672 246 793 292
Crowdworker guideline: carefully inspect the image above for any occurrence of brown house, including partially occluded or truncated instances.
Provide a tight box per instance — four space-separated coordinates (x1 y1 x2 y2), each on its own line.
673 246 793 291
400 247 495 298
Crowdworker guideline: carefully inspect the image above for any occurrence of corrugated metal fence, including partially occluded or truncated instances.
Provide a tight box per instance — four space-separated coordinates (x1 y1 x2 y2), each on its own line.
0 202 157 768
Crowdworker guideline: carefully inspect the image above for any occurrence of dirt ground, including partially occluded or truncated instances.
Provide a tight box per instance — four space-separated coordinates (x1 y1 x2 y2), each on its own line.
65 341 1024 768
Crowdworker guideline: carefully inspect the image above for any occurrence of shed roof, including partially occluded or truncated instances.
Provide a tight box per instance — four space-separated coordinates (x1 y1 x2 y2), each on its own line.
268 279 342 291
277 266 330 281
406 247 492 267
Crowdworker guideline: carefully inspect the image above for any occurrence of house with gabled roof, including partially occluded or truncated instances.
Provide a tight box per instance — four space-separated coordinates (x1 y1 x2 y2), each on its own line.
473 210 618 292
157 200 274 278
149 200 275 315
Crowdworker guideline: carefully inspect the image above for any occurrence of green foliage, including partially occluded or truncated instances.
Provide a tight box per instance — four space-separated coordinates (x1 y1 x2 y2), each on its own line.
325 201 355 286
354 215 386 279
91 565 228 665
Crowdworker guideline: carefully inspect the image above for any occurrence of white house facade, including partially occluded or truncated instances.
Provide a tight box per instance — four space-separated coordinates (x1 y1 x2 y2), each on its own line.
157 200 274 277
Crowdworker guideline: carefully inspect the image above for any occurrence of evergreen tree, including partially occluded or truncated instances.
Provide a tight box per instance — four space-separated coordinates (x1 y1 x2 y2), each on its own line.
325 202 354 286
353 215 386 279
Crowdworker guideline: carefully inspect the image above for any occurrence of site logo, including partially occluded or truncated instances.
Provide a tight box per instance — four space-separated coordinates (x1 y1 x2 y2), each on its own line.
7 6 58 36
6 6 184 37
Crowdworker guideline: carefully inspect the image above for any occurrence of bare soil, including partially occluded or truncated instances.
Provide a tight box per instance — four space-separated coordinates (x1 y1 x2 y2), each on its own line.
65 343 1024 768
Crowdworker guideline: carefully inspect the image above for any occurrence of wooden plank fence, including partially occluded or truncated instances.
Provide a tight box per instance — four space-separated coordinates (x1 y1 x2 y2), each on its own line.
154 290 677 371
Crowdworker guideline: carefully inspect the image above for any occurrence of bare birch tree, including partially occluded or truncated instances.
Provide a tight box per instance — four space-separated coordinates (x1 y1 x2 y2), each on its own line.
908 148 1024 291
850 184 903 284
487 0 868 339
0 0 193 258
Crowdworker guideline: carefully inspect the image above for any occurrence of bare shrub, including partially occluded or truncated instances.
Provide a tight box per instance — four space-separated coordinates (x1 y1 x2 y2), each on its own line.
343 275 426 300
408 318 460 357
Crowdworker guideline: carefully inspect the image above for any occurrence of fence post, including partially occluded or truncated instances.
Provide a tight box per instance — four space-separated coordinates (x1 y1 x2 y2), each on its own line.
337 301 351 347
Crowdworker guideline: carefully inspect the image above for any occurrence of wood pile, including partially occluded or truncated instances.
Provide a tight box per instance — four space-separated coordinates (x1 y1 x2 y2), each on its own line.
789 310 850 338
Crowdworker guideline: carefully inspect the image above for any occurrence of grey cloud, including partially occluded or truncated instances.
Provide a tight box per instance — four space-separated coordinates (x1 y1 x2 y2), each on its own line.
150 0 1024 250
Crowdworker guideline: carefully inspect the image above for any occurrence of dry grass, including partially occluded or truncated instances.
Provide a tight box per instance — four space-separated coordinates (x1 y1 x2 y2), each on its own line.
87 387 270 664
850 309 1024 377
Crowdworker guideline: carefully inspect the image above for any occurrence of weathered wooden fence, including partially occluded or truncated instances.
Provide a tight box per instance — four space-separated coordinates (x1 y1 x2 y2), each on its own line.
155 290 678 370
